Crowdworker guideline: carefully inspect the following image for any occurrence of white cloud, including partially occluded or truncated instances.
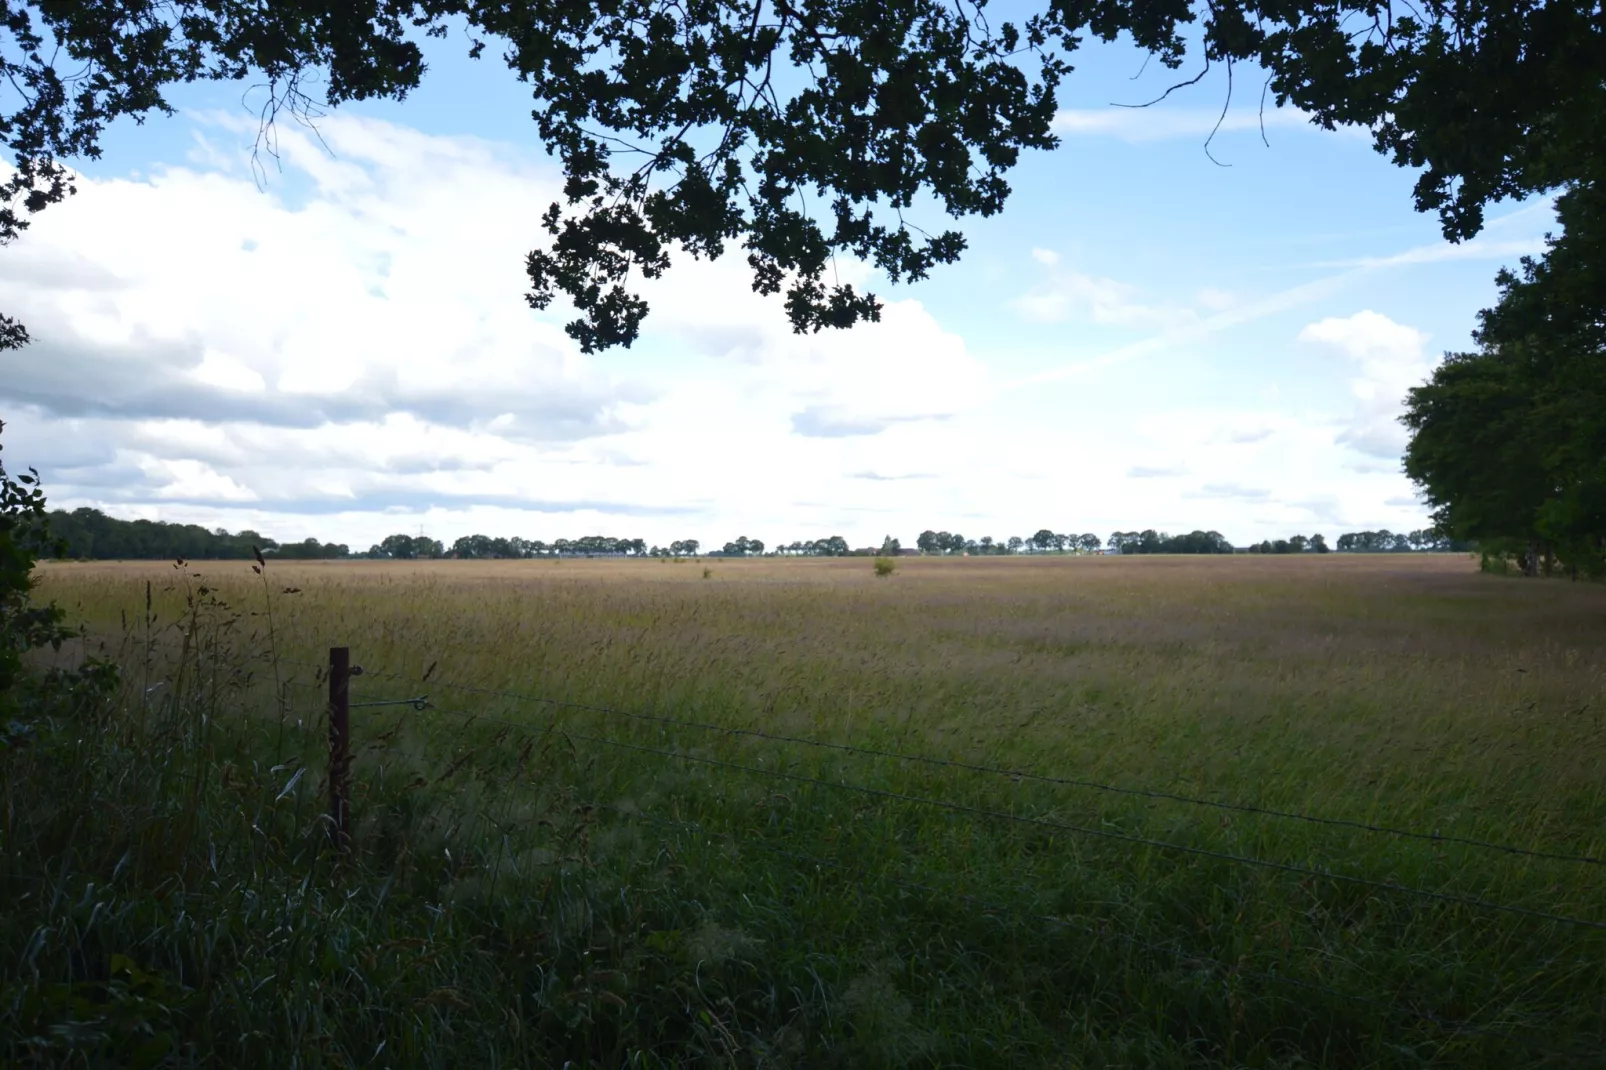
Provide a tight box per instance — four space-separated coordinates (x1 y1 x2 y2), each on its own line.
0 116 632 440
1311 237 1545 270
0 111 996 546
0 101 1461 551
1052 105 1325 143
1298 311 1433 460
1011 248 1192 328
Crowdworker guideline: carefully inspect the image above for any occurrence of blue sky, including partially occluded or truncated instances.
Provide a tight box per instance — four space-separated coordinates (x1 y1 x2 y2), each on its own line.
0 23 1553 550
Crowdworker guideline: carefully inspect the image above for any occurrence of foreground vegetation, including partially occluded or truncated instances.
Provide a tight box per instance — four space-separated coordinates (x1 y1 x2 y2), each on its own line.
6 554 1605 1066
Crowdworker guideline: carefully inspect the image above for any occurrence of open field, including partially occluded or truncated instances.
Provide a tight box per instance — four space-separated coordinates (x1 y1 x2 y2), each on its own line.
9 553 1606 1066
41 552 1606 816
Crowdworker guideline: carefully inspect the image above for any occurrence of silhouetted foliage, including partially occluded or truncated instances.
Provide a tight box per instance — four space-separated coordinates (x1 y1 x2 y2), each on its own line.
1404 182 1606 578
3 0 1595 353
1108 530 1233 555
46 508 289 561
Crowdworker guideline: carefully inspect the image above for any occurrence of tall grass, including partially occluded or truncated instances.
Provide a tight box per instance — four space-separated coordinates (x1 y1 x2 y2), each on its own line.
6 554 1604 1065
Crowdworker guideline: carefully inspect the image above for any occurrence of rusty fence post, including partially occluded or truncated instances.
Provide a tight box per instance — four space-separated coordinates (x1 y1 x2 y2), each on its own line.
328 646 351 851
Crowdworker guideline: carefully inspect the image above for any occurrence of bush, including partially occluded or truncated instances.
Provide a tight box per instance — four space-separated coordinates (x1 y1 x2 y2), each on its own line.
873 557 896 577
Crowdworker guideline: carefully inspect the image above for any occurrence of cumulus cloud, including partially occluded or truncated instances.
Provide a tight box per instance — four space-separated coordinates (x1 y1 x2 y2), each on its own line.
0 102 1460 549
1186 482 1272 501
0 109 1000 543
0 120 636 444
1298 311 1434 460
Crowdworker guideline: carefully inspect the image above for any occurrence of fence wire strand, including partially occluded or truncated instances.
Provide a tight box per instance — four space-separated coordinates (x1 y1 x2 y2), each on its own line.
401 696 1606 933
307 672 1599 1057
343 667 1606 869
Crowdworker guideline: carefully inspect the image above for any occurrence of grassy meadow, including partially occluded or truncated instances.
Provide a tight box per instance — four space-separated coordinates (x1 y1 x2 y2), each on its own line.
6 553 1606 1066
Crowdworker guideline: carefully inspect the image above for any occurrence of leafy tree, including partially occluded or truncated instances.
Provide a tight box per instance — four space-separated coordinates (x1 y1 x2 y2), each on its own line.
46 508 285 560
804 535 849 557
1404 181 1606 576
916 531 941 555
721 535 764 556
1107 529 1232 554
2 0 1595 357
271 537 351 560
1077 533 1101 553
879 535 901 556
1030 528 1058 553
369 534 444 559
1310 534 1330 554
452 534 494 559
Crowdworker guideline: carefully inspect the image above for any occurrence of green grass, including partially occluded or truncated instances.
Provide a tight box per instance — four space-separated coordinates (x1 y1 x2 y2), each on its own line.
5 554 1604 1066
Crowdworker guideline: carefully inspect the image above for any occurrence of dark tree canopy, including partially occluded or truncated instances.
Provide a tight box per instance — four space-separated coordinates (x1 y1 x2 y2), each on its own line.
3 0 1599 354
1403 180 1606 576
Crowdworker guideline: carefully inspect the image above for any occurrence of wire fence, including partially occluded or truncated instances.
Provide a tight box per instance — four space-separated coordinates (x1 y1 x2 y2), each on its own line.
283 650 1605 1058
348 667 1606 869
385 696 1606 931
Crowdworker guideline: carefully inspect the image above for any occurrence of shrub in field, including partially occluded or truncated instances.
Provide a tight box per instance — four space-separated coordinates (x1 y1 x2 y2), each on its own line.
873 556 896 577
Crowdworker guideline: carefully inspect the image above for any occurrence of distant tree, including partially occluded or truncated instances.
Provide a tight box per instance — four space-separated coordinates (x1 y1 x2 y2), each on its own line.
879 535 901 556
916 530 940 555
374 534 417 559
270 537 350 560
1030 528 1058 553
45 507 283 560
452 534 490 559
1310 534 1330 554
1111 529 1232 555
1007 535 1025 554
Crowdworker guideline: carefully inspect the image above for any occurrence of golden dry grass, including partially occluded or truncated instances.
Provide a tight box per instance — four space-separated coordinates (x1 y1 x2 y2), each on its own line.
41 552 1606 835
17 551 1606 1065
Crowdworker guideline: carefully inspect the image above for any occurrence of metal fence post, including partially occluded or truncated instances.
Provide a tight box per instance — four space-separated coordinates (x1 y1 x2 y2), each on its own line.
329 646 351 851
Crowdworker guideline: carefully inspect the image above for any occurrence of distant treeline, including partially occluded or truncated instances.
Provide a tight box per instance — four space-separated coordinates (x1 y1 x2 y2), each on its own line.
42 508 1475 561
1334 529 1473 553
46 508 350 561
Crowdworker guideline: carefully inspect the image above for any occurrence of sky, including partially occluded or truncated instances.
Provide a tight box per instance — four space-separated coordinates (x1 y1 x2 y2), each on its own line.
0 21 1557 552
